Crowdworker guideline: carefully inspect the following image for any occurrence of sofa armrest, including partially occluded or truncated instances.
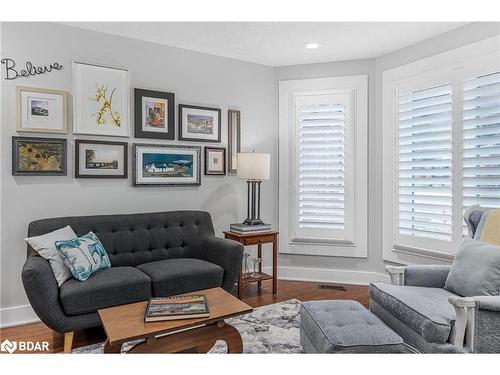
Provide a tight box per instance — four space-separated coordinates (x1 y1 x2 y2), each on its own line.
472 296 500 312
196 236 244 292
385 266 405 285
21 256 70 333
404 265 451 288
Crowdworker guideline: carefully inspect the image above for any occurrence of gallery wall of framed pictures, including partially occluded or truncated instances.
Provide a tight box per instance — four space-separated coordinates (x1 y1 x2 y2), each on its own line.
11 60 242 184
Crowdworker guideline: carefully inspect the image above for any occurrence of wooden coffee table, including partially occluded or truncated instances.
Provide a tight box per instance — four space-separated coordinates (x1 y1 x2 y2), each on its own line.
98 287 253 354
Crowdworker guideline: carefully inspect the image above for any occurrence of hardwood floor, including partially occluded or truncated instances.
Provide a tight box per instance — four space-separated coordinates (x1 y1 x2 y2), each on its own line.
0 280 369 354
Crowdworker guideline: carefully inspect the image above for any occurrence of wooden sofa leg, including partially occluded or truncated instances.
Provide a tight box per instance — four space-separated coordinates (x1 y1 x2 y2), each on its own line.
64 331 74 353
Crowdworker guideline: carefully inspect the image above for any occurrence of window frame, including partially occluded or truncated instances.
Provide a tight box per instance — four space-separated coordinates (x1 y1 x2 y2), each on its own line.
279 75 368 258
382 35 500 263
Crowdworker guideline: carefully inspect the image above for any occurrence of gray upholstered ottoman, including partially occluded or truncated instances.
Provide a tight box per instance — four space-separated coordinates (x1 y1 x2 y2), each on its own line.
300 300 405 353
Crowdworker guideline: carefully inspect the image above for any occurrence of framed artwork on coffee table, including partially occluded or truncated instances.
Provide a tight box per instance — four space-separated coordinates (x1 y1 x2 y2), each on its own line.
133 144 201 186
204 147 226 175
16 86 68 134
12 136 67 176
75 140 128 179
134 88 175 140
72 62 130 137
178 104 221 143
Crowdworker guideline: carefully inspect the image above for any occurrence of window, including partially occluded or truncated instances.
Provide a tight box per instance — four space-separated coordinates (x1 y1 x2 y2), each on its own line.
383 36 500 262
279 75 367 258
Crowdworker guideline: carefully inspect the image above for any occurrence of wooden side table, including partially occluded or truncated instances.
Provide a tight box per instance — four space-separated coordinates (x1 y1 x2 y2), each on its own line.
223 230 278 299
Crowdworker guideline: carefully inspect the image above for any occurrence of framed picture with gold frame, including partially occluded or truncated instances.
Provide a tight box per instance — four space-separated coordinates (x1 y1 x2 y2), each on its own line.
16 86 68 134
228 109 241 174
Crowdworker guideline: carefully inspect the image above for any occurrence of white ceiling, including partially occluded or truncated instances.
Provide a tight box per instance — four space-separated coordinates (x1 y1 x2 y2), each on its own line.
64 22 468 67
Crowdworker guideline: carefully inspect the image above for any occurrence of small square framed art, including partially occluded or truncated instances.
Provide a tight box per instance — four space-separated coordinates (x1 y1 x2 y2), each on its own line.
134 88 175 140
204 147 226 175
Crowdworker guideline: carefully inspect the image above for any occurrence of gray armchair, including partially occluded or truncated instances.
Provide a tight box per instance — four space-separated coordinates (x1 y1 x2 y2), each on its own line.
370 206 500 353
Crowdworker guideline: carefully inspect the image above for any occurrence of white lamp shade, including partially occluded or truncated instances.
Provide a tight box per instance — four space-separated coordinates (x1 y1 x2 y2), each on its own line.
237 153 270 180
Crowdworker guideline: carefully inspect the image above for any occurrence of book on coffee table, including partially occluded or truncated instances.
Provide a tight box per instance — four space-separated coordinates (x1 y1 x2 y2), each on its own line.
144 295 209 322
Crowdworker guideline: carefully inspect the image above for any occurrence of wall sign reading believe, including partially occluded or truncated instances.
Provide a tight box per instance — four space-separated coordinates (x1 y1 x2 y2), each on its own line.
1 58 63 80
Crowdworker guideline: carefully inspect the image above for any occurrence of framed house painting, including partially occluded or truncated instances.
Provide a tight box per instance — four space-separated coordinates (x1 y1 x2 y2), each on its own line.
75 140 128 178
72 62 130 137
204 147 226 175
178 104 221 143
134 88 175 140
133 144 201 186
12 136 67 176
16 86 68 134
228 109 241 174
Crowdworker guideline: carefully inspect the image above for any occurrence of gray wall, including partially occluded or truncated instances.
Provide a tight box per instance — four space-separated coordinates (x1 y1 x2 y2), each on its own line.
274 22 500 275
0 22 276 316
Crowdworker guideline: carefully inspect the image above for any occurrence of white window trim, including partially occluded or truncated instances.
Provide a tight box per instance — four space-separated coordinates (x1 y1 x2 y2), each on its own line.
279 75 368 258
382 35 500 264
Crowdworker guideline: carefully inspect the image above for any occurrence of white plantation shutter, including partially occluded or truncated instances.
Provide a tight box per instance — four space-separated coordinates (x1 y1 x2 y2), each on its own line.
298 103 345 231
462 72 500 219
397 84 453 242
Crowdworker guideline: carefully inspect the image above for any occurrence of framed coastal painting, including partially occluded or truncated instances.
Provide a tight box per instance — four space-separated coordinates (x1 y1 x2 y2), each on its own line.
178 104 221 143
72 62 130 137
12 136 67 176
75 140 128 178
228 109 241 174
16 86 68 134
133 144 201 186
204 147 226 175
134 88 175 140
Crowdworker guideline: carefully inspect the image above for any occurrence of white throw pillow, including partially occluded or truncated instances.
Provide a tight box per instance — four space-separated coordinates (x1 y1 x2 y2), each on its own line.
25 225 77 286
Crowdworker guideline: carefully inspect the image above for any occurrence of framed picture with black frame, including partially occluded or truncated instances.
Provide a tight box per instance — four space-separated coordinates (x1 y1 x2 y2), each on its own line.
178 104 221 143
75 140 128 178
204 146 226 175
134 88 175 140
12 136 67 176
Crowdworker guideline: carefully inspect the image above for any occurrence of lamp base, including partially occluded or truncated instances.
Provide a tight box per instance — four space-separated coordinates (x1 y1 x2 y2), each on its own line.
243 218 265 226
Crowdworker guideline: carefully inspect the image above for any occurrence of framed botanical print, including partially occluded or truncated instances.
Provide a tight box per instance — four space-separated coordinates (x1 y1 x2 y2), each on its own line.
72 62 130 137
178 104 221 143
134 88 175 140
12 136 67 176
228 109 241 174
133 144 201 186
204 147 226 175
16 86 68 134
75 140 128 179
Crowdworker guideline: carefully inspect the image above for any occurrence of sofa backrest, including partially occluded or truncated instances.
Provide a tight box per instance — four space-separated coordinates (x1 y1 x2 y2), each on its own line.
27 210 215 267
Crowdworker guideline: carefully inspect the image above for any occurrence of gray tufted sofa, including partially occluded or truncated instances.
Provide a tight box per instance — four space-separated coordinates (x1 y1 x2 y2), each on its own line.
21 210 243 351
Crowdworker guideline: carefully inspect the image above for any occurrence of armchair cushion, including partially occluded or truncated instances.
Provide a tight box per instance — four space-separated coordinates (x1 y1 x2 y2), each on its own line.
445 239 500 297
59 266 151 316
137 258 223 296
370 282 456 344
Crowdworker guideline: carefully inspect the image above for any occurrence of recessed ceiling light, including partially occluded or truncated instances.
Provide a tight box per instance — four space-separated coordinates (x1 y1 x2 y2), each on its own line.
304 41 321 50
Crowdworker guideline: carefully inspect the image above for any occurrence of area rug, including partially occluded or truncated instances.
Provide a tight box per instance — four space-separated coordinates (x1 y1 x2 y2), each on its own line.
72 299 303 354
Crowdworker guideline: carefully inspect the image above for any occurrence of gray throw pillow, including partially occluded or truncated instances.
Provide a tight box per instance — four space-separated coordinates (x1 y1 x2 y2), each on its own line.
445 239 500 297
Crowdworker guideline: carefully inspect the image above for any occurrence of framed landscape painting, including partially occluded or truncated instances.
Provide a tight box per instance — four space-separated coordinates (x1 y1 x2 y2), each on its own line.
134 88 175 140
12 137 67 176
178 104 221 143
72 62 130 137
204 147 226 175
133 144 201 186
16 86 68 134
75 140 128 178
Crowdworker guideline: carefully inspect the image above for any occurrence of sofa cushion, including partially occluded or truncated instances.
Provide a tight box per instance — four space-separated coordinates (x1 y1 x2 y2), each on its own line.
300 300 404 353
370 282 457 344
137 258 223 297
59 266 151 316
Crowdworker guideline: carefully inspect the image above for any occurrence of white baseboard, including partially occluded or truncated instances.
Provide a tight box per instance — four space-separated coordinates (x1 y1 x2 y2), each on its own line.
0 267 387 328
0 304 39 328
270 266 390 286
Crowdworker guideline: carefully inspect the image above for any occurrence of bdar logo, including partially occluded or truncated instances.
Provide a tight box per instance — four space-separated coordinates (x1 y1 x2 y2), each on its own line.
1 339 17 353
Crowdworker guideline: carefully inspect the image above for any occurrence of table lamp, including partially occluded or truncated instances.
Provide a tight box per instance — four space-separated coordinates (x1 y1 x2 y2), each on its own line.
237 152 270 226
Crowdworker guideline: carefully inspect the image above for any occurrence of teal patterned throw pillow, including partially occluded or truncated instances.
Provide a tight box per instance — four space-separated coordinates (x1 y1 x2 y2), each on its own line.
55 232 111 281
